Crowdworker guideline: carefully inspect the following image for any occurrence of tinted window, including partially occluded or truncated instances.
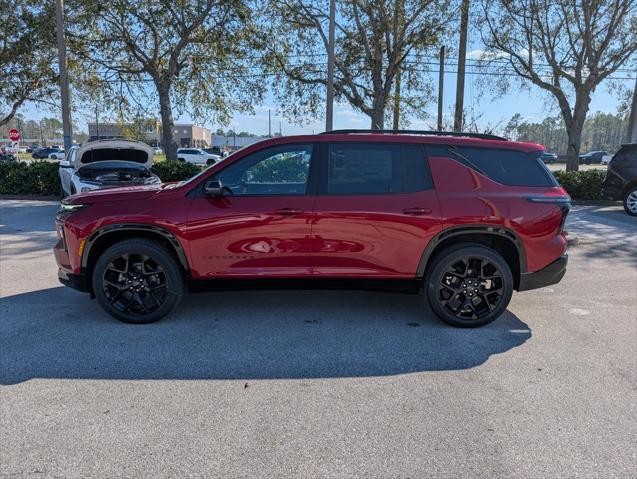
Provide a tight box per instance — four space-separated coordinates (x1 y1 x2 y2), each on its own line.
327 143 432 194
451 146 555 187
216 144 312 196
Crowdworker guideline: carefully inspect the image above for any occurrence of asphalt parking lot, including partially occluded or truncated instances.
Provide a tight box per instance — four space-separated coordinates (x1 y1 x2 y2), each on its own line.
1 200 636 478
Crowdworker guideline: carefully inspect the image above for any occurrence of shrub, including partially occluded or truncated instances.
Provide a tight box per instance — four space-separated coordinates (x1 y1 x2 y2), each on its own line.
151 160 201 182
553 169 607 201
0 161 61 196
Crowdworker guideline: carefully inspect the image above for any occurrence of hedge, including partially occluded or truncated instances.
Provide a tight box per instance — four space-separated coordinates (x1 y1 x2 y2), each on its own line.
0 159 202 196
0 160 609 201
553 170 606 201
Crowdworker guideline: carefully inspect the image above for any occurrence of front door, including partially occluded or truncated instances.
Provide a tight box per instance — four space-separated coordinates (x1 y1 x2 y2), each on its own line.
186 143 316 278
311 141 442 277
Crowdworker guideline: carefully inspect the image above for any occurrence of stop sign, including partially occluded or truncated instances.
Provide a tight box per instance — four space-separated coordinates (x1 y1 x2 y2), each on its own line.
8 128 20 142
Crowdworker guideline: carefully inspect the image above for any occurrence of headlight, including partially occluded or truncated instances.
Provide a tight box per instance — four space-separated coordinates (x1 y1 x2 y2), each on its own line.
59 203 89 213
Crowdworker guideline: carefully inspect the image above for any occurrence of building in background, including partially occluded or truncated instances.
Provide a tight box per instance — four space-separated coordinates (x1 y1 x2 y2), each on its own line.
173 124 212 148
211 134 268 152
88 119 160 144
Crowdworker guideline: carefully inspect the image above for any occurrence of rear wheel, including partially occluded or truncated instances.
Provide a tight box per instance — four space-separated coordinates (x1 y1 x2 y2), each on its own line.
425 244 513 328
92 239 184 324
623 186 637 216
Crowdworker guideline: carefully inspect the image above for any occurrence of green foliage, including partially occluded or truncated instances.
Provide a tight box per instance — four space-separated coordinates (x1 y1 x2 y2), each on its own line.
248 156 308 183
0 161 60 196
151 160 200 182
0 0 57 127
553 170 607 200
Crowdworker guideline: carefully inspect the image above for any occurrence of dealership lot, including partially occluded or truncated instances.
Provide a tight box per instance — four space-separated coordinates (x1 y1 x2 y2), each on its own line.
1 200 636 478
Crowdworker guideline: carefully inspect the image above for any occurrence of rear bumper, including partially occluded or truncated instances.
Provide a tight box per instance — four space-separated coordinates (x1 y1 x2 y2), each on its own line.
58 268 91 292
518 254 568 292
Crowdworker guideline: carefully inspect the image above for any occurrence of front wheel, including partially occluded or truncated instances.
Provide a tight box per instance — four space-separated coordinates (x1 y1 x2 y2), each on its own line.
623 186 637 217
92 239 184 324
425 244 513 328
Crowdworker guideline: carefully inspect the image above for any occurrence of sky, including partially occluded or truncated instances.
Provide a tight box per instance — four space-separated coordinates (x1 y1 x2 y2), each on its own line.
17 36 635 138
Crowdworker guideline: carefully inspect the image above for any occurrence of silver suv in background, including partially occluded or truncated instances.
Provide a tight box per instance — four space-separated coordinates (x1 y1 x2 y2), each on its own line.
59 139 161 197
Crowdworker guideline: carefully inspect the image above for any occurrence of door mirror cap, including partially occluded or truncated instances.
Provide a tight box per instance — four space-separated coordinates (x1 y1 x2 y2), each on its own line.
203 179 223 196
59 160 72 168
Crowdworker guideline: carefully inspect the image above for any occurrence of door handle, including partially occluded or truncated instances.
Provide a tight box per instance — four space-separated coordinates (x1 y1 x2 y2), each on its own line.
274 208 304 215
402 207 432 216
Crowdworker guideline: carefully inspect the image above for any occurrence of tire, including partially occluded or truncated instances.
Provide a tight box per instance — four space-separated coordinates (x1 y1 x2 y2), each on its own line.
91 239 184 324
425 244 513 328
177 157 185 162
623 186 637 217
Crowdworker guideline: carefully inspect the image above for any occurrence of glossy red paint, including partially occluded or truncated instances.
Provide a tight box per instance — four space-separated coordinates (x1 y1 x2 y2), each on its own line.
55 133 568 292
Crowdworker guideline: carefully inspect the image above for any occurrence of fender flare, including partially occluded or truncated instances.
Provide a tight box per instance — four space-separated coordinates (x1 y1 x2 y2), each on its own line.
81 223 190 272
416 225 527 278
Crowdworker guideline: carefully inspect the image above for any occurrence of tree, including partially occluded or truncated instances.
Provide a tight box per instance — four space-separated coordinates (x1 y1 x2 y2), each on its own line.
69 0 266 160
266 0 456 129
0 0 57 127
478 0 637 171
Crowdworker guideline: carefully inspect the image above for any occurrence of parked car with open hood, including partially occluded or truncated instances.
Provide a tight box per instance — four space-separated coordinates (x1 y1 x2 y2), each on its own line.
59 139 160 197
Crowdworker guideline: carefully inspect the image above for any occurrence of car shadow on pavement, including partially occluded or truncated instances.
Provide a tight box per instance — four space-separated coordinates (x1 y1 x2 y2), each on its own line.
0 287 531 384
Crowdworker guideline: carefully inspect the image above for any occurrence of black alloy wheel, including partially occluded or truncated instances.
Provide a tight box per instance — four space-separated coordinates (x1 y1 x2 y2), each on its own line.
426 244 513 328
92 239 183 323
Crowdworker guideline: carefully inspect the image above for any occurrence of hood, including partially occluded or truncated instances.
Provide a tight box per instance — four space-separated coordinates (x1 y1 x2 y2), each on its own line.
65 183 164 204
75 139 154 169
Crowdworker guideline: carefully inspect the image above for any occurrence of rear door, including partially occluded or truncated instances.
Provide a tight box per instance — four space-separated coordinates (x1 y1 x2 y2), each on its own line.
311 141 442 278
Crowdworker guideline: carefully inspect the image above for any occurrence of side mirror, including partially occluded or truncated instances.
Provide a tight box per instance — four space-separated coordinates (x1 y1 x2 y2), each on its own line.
59 160 72 168
203 179 223 196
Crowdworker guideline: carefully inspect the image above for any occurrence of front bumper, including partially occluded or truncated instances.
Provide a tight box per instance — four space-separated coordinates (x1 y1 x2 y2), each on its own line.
58 268 91 292
518 254 568 292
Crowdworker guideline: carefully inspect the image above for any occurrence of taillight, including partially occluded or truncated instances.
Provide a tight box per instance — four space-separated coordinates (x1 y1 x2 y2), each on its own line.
527 189 571 234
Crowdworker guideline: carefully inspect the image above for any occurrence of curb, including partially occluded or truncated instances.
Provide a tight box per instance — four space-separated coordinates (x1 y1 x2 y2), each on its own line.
571 200 622 206
0 195 60 201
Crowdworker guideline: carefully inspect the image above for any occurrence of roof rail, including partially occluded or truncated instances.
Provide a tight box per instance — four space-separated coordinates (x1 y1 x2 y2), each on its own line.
320 129 508 141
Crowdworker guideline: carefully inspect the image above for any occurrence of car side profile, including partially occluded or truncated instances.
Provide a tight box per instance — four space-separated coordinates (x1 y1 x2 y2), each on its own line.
55 130 570 327
602 143 637 216
176 147 220 165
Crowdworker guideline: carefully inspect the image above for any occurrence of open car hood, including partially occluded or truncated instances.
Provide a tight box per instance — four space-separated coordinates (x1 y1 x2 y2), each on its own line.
75 139 154 169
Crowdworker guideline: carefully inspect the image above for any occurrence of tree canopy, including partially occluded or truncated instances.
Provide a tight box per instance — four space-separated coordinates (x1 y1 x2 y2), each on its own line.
0 0 57 127
478 0 637 170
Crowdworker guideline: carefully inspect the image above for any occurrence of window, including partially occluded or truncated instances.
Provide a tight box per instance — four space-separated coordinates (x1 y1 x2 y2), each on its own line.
327 143 432 194
215 144 313 196
449 146 557 187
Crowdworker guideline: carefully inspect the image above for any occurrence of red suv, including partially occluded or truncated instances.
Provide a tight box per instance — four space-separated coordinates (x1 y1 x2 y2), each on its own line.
54 130 569 327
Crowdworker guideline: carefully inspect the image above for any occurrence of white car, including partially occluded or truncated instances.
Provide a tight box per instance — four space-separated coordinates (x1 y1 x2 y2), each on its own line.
153 147 163 155
59 139 161 197
49 149 65 160
176 148 220 165
601 153 613 165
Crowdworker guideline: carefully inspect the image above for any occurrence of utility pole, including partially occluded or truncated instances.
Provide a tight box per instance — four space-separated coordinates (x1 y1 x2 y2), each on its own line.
39 120 45 146
268 109 272 137
279 121 282 137
325 0 336 131
453 0 469 132
437 46 445 132
55 0 73 150
628 75 637 143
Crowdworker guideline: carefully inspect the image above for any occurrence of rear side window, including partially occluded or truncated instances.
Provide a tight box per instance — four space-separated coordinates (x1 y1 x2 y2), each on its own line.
451 146 556 187
326 142 432 194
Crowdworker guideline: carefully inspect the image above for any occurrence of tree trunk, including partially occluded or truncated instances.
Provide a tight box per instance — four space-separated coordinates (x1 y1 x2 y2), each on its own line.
565 119 585 172
158 85 177 160
370 95 386 130
392 66 401 130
